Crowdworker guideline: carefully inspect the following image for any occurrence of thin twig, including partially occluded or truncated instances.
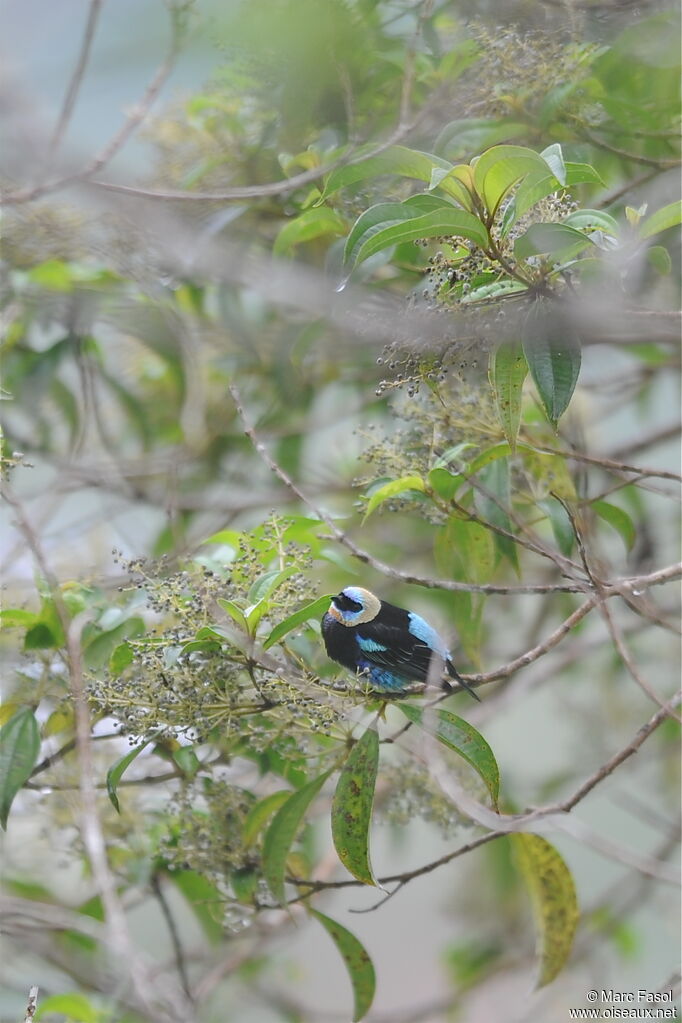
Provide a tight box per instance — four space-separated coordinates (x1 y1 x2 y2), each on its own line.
151 873 194 1003
45 0 104 163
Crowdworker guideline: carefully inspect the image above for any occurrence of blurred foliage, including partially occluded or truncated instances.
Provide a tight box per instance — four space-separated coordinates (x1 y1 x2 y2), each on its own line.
0 1 680 1021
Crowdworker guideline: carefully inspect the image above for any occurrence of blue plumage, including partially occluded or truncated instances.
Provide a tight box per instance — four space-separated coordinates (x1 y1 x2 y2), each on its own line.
321 586 479 700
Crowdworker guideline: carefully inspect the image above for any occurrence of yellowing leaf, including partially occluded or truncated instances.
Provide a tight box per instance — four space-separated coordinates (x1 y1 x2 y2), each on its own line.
512 833 579 987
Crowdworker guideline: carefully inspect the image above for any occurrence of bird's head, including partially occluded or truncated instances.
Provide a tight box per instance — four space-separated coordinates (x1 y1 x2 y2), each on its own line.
327 586 380 626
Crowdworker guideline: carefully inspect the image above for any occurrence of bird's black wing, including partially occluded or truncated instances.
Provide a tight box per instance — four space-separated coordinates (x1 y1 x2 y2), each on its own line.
354 622 443 683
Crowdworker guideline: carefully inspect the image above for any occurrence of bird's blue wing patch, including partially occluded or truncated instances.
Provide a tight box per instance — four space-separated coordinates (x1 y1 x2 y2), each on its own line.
356 636 388 653
407 611 449 657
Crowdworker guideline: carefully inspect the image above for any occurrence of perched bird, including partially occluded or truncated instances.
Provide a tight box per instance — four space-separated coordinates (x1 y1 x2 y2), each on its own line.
321 586 479 700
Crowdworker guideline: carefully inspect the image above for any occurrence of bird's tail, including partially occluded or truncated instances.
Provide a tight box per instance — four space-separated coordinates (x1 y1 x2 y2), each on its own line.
444 660 481 702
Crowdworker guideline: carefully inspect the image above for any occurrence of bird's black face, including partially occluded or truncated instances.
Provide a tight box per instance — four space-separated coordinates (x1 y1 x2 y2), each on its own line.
332 591 364 613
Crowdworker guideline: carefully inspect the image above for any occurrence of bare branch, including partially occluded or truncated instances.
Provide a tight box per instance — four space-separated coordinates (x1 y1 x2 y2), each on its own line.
45 0 104 163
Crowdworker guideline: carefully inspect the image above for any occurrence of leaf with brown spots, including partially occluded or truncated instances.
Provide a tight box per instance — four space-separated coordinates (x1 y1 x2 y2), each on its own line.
309 908 376 1021
331 726 380 887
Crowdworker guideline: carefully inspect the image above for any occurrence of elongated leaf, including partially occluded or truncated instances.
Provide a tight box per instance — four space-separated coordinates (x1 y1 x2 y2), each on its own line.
515 223 594 260
309 908 376 1022
592 500 636 551
472 146 550 214
490 343 527 451
639 200 682 239
461 280 528 303
264 594 334 650
363 475 425 521
321 145 451 200
538 498 575 556
476 458 520 573
243 790 292 845
511 833 579 987
539 143 566 186
647 245 672 275
217 597 248 632
523 329 581 427
510 162 604 227
0 708 40 829
562 209 620 235
331 727 380 887
434 118 528 159
431 164 476 210
170 869 223 944
263 769 333 903
247 567 299 604
345 205 489 269
398 704 499 806
106 738 153 813
274 207 347 256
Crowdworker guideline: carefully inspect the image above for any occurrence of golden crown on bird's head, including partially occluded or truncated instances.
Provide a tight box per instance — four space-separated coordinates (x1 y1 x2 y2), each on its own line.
327 586 381 626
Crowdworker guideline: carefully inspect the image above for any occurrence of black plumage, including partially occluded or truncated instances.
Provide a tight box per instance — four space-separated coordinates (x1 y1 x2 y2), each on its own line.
321 586 479 699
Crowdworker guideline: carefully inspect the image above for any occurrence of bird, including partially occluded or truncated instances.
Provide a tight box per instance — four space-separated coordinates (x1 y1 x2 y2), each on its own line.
321 586 479 700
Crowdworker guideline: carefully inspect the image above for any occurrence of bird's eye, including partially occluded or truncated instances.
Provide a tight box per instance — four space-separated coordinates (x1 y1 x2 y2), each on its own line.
335 593 363 612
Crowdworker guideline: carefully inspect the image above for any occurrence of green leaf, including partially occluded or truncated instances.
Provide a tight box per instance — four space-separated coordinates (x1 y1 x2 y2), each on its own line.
247 567 299 604
231 865 259 903
344 202 489 269
509 162 604 227
309 909 376 1022
264 594 333 649
273 206 346 256
217 597 248 632
27 259 74 291
472 145 551 214
514 223 594 260
321 145 451 200
523 327 581 427
363 475 425 521
511 833 579 987
562 209 620 236
538 498 575 556
331 727 380 887
243 790 292 845
0 708 40 829
432 442 476 469
639 200 682 239
173 746 201 778
23 622 58 650
490 343 528 451
109 641 134 674
646 245 672 275
398 705 499 806
262 769 333 903
428 467 463 500
461 280 528 303
0 608 37 628
83 616 145 669
169 869 223 944
35 993 99 1022
539 143 566 186
476 459 520 573
434 118 528 160
592 500 637 551
106 738 153 813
